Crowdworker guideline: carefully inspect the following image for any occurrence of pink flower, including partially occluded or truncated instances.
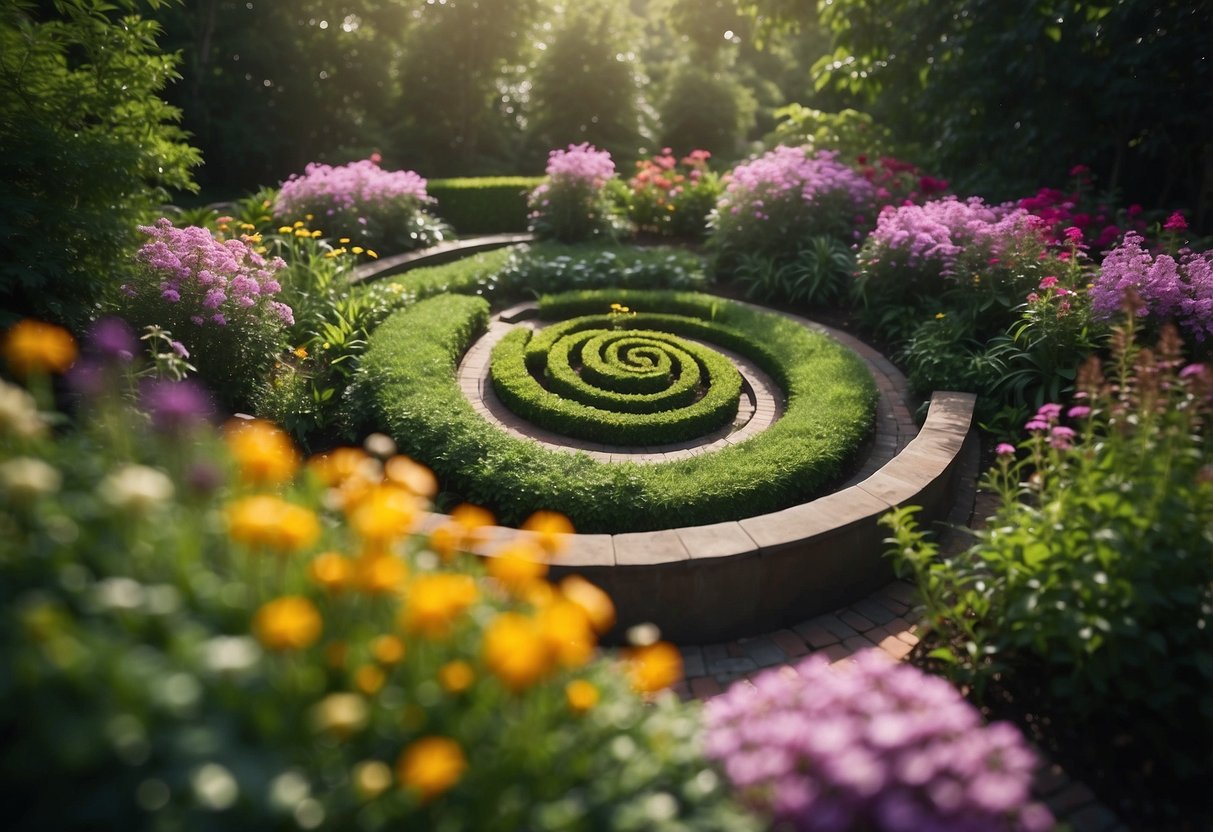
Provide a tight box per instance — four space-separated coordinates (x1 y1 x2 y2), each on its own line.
1049 426 1076 449
995 443 1016 456
1026 292 1041 303
1069 164 1090 177
1039 276 1058 290
1164 211 1188 232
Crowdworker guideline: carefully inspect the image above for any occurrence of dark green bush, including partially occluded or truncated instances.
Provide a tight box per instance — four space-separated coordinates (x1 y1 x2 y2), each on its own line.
428 177 543 234
355 290 876 533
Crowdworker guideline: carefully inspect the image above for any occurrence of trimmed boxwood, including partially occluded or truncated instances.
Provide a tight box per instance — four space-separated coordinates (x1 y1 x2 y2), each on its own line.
427 177 542 234
355 290 877 533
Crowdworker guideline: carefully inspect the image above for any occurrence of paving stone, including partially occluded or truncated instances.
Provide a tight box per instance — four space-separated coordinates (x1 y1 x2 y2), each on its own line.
792 620 840 649
689 676 724 699
702 643 730 665
878 634 914 660
818 643 851 663
740 637 787 668
883 581 918 606
852 598 898 626
706 655 760 677
838 609 877 633
679 646 705 679
841 634 875 655
769 629 811 659
812 614 859 641
1047 782 1097 815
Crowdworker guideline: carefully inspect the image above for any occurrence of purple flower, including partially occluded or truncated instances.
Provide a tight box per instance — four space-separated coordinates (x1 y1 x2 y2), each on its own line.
142 380 213 434
88 317 136 362
995 443 1016 456
1067 405 1091 419
1035 403 1063 421
1049 426 1076 449
1024 419 1049 432
1090 232 1213 340
1180 363 1206 379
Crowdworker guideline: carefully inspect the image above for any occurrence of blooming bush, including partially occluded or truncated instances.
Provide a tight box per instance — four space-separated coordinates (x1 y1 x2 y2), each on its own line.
1089 228 1213 342
119 218 292 407
528 143 625 243
274 157 448 254
710 147 877 266
0 320 761 832
856 155 950 208
1017 164 1148 251
623 148 723 239
884 317 1213 785
705 651 1052 832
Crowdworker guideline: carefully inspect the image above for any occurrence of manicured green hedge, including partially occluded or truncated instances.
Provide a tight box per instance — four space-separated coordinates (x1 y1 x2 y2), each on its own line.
491 320 742 444
355 290 876 533
427 177 542 234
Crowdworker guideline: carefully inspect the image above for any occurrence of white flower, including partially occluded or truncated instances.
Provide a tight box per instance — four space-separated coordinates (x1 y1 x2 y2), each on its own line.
0 457 61 500
99 464 174 513
0 381 44 439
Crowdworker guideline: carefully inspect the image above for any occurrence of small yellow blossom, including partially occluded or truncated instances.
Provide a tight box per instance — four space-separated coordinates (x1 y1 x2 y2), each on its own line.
559 575 616 634
227 495 320 554
348 484 419 548
308 446 371 488
371 634 406 665
521 510 575 555
353 761 393 800
935 312 946 320
483 612 554 692
486 542 549 594
253 597 322 651
625 641 683 693
366 249 379 259
355 664 386 695
565 679 599 714
225 419 300 485
538 598 595 668
309 552 355 592
2 320 77 377
401 574 478 639
437 660 475 694
357 553 409 596
310 692 368 738
427 523 461 561
397 737 466 801
279 226 294 234
295 229 310 238
311 229 323 238
352 246 364 254
293 220 305 228
384 455 438 498
293 345 308 359
339 237 351 244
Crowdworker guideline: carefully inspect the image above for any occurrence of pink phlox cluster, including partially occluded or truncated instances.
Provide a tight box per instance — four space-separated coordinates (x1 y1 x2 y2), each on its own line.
720 146 876 212
135 218 292 326
704 650 1052 832
544 142 616 185
275 158 429 219
1090 232 1213 340
866 197 1037 276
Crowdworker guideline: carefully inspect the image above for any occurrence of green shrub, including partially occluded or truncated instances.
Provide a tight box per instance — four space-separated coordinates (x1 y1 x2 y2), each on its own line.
491 317 743 444
730 237 856 307
883 320 1213 779
355 290 876 533
428 177 543 234
618 149 725 240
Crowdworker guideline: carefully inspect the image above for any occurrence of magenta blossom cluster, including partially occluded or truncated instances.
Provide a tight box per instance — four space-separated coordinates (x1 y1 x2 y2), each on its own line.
274 158 429 223
133 219 292 327
704 651 1052 832
1089 231 1213 340
863 196 1041 277
718 146 876 222
542 142 616 185
1024 402 1081 449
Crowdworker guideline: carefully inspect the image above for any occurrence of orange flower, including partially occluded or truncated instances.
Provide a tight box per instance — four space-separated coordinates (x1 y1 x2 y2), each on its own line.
371 634 406 665
625 640 683 693
253 596 322 651
521 510 574 555
225 419 299 485
400 573 478 639
397 736 466 801
559 575 616 635
565 679 599 714
486 541 549 594
348 483 418 547
537 598 595 668
427 523 461 561
357 553 409 596
2 320 77 377
384 455 438 498
450 503 494 546
437 660 475 694
310 551 354 592
227 495 320 554
482 612 554 692
308 446 371 487
355 664 386 695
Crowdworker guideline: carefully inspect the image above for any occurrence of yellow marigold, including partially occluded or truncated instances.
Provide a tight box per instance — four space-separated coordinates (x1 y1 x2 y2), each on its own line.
450 503 494 541
2 320 77 377
538 598 595 668
293 345 308 359
427 523 461 561
348 483 418 546
397 736 466 802
400 573 478 639
357 553 409 596
486 541 549 594
227 495 320 554
437 660 475 694
225 419 300 486
384 455 438 498
278 226 294 234
565 679 599 714
559 575 616 635
355 664 386 695
353 760 392 800
625 640 683 693
253 596 322 651
521 510 575 555
366 249 379 259
352 245 364 254
310 692 368 738
308 446 370 487
483 612 554 692
339 237 351 244
371 634 406 665
310 551 355 592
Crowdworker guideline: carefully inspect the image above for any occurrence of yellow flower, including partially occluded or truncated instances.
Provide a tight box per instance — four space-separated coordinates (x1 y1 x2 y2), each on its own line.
308 446 372 490
309 551 355 592
353 760 392 800
384 455 438 498
348 484 419 547
565 679 599 714
355 664 386 695
448 503 494 550
371 634 406 665
356 553 409 596
483 612 554 692
2 320 77 377
225 419 300 486
427 523 461 561
521 510 575 555
253 596 322 651
935 312 946 320
486 542 549 594
437 660 475 694
279 226 294 234
293 220 305 228
293 345 308 359
397 736 466 801
227 495 320 554
339 237 351 244
401 574 478 639
352 246 364 254
559 575 616 635
625 641 683 693
366 249 379 259
305 213 315 221
537 598 595 668
310 692 368 738
311 229 323 238
240 222 256 231
295 229 311 238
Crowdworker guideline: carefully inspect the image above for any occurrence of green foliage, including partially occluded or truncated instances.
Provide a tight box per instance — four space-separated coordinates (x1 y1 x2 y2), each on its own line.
618 150 724 240
884 322 1213 778
0 0 200 328
657 64 756 161
762 104 893 159
427 177 544 234
496 244 709 298
730 236 855 306
355 290 875 532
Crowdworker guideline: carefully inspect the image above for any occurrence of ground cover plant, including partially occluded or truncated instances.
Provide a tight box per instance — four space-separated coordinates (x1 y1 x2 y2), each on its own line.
0 319 761 832
353 289 876 533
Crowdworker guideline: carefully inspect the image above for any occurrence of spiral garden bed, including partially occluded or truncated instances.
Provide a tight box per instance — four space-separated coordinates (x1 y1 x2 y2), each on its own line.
356 287 975 641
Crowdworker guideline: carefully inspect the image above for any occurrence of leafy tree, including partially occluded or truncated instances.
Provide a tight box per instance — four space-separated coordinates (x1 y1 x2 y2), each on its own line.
658 62 756 159
0 0 200 328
